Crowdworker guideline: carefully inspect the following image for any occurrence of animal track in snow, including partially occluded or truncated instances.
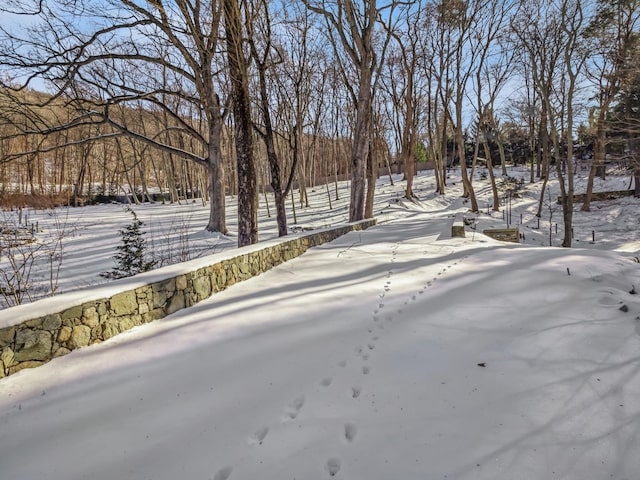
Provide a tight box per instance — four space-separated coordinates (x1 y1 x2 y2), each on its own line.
351 386 362 398
362 366 371 375
214 466 233 480
368 343 375 350
326 458 341 477
344 423 358 443
248 426 269 445
320 377 333 387
282 396 305 421
379 303 385 308
371 335 379 341
337 360 347 368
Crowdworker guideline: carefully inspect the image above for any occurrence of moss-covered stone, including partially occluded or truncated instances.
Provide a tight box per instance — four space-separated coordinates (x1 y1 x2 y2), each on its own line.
14 329 52 362
61 305 83 322
0 326 16 346
42 314 62 331
110 290 138 316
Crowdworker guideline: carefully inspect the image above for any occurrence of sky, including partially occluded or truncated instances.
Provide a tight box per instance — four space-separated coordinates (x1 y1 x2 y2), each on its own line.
1 166 639 479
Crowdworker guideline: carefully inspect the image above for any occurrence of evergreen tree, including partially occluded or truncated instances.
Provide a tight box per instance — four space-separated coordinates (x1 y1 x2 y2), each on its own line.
101 208 157 279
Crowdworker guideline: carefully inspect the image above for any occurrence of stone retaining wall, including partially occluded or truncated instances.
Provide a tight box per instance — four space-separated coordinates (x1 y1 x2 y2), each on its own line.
0 219 376 378
557 190 635 204
483 228 520 243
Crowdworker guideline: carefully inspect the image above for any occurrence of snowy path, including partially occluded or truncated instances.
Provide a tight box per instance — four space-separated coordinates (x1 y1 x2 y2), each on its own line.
1 210 640 480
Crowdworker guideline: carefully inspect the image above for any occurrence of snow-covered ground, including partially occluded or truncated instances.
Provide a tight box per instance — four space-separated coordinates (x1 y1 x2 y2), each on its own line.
0 167 639 479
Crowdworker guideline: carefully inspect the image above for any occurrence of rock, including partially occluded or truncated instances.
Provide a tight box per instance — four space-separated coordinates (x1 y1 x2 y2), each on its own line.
176 275 187 291
53 347 71 358
69 325 91 349
0 359 5 378
1 347 16 368
0 326 16 346
620 304 629 313
166 291 185 315
101 320 120 340
9 361 43 375
139 303 149 314
193 275 211 300
57 326 72 343
82 307 99 328
42 314 62 331
14 329 53 362
110 290 138 316
61 305 83 323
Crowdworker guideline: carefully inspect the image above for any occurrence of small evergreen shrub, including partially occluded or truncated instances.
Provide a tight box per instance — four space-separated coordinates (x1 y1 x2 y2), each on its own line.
101 208 157 279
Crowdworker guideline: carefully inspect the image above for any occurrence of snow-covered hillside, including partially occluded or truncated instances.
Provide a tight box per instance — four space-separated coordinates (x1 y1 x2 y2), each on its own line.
0 167 639 479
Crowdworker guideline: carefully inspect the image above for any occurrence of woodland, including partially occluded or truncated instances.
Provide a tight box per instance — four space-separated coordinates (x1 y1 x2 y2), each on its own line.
0 0 639 248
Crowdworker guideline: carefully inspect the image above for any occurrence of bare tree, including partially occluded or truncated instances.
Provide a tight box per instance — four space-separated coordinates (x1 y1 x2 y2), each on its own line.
0 0 229 233
304 0 396 221
224 0 258 246
581 0 640 211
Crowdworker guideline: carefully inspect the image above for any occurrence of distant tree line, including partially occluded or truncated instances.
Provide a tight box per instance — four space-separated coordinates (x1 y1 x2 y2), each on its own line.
0 0 638 248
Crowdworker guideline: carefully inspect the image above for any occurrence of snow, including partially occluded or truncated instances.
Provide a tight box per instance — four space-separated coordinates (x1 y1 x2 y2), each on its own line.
1 167 640 479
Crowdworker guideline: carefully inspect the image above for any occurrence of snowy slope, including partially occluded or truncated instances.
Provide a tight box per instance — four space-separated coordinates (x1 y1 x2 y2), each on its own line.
1 193 639 479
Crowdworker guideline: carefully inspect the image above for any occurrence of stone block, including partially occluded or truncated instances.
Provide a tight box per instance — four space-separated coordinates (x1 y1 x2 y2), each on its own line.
193 275 212 300
53 347 71 358
451 222 465 238
166 291 185 315
1 347 16 368
9 361 43 375
42 314 62 331
110 290 138 316
101 319 121 340
14 329 53 362
176 275 187 291
0 326 16 346
69 325 91 349
82 307 100 328
119 316 138 332
57 326 72 343
61 305 83 323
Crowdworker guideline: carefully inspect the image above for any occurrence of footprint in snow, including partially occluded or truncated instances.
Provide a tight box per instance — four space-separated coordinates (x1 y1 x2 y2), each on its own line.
372 335 379 341
326 458 341 477
337 360 347 368
351 386 362 398
368 343 375 351
214 466 233 480
344 423 358 443
320 377 333 387
282 396 305 421
362 366 371 375
379 303 385 308
248 426 269 445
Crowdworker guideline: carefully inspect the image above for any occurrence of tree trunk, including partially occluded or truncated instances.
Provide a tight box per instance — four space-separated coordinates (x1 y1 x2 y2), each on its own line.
224 0 257 246
206 119 227 233
349 69 373 222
